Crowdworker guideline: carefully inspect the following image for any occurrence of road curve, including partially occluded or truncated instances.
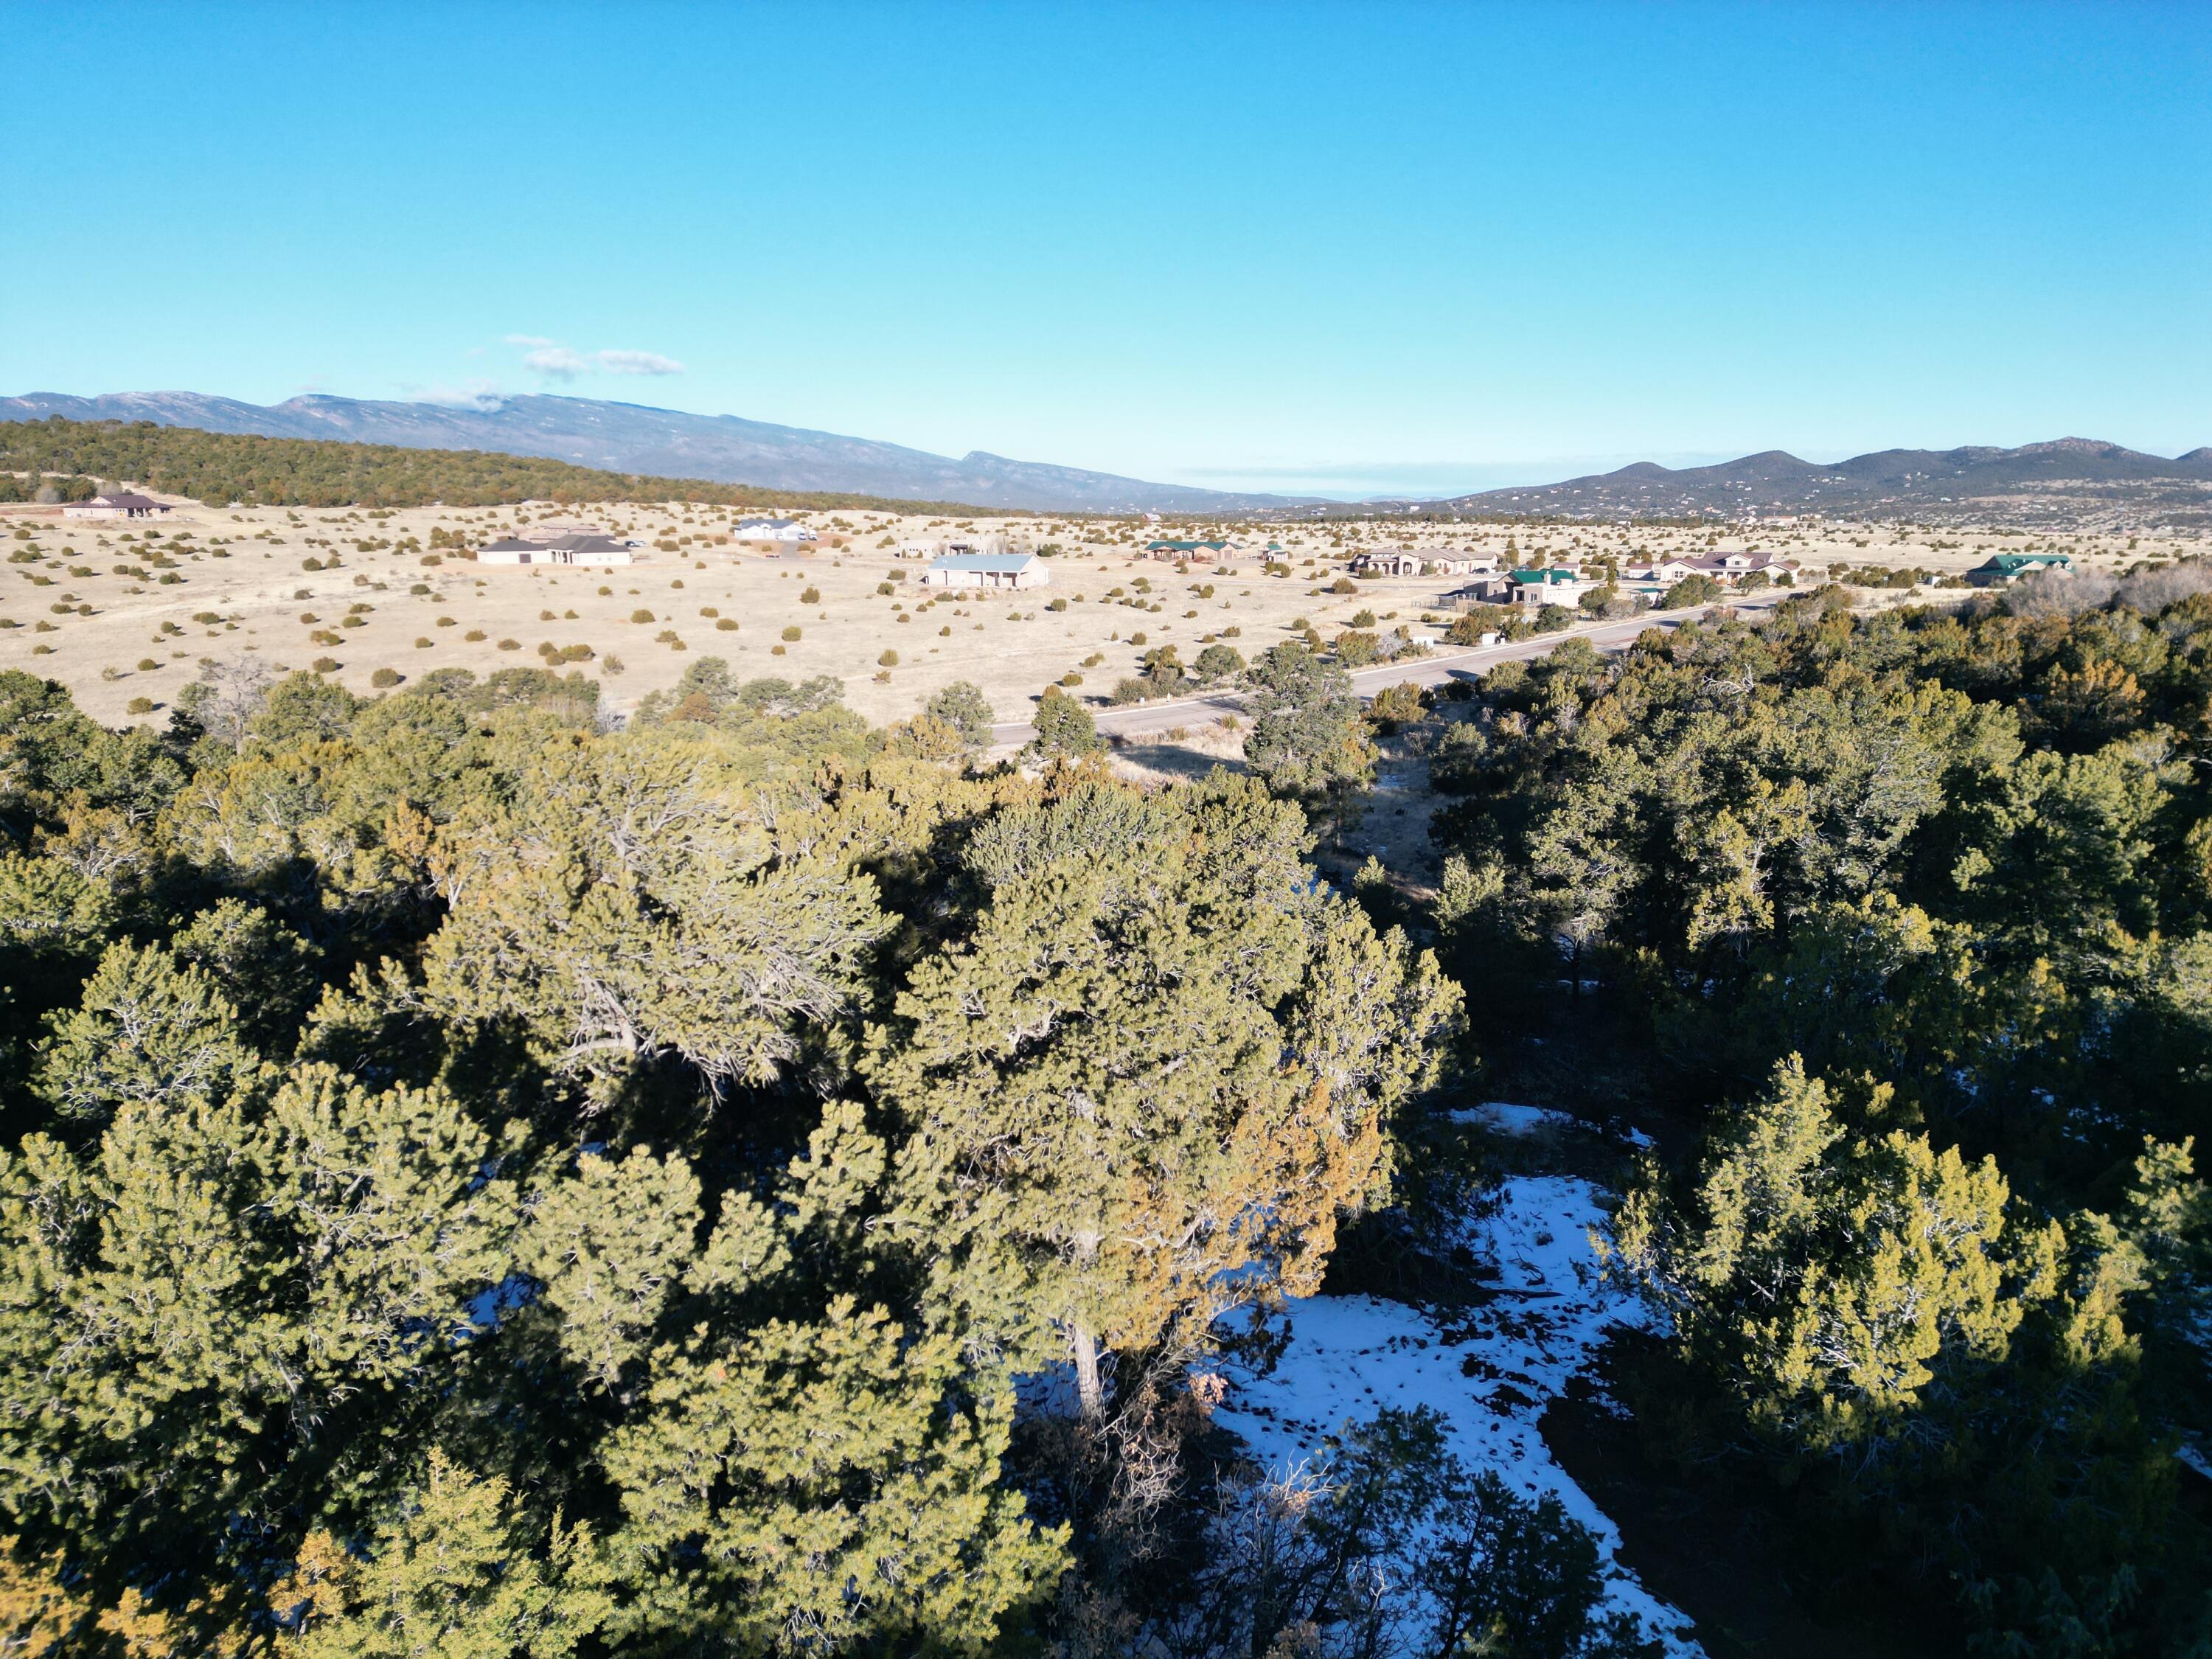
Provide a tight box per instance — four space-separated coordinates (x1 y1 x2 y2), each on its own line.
987 595 1788 745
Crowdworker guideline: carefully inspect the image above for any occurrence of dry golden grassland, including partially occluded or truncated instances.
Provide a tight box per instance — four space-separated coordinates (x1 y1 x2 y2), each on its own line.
0 490 2190 727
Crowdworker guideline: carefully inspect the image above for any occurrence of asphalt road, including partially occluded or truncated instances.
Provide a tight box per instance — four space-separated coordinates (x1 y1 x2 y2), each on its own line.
987 594 1789 745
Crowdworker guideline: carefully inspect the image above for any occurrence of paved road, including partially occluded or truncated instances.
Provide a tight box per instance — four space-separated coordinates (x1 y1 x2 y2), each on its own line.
987 594 1789 745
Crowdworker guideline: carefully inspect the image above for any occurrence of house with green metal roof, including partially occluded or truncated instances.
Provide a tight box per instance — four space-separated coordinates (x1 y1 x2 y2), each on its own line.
1966 552 2074 587
1146 538 1230 559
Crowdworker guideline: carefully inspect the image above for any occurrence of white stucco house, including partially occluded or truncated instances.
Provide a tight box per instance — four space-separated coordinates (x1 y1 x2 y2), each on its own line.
735 517 818 544
1507 568 1589 607
476 533 638 567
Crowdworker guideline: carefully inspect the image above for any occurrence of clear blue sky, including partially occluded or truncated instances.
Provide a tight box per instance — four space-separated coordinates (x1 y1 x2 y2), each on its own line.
5 1 2205 496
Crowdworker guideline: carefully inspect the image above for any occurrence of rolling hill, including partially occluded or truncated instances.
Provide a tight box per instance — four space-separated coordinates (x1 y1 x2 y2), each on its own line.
1354 439 2212 526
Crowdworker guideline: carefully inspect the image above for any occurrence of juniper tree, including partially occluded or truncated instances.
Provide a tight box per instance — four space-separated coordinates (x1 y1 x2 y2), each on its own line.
295 1449 605 1659
867 776 1458 1417
31 936 254 1124
420 724 891 1093
1027 682 1103 759
579 1100 1068 1652
1604 1054 2039 1445
925 678 997 753
1242 641 1374 801
0 1064 509 1597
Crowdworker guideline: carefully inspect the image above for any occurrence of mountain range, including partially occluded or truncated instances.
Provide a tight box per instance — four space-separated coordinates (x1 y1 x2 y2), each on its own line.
0 390 1304 515
4 391 2205 525
1368 438 2212 526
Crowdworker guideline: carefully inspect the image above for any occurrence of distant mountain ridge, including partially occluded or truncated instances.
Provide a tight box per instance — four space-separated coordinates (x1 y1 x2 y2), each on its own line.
1373 438 2212 526
0 390 1307 515
7 392 2203 526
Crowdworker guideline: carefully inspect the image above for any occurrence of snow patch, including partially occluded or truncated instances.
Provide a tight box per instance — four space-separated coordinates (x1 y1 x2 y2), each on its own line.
1450 1099 1659 1153
1216 1175 1700 1656
1448 1099 1577 1136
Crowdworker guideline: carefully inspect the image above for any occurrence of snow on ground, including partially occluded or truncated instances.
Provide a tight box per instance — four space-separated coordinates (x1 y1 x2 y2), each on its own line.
1450 1099 1659 1151
1448 1099 1578 1136
1214 1175 1702 1656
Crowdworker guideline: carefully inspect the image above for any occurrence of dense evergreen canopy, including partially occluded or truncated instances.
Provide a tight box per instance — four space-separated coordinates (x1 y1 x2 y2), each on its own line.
0 565 2206 1656
1435 579 2212 1654
0 655 1453 1655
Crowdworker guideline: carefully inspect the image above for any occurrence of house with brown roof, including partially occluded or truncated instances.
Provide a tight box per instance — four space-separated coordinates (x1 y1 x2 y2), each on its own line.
62 491 172 520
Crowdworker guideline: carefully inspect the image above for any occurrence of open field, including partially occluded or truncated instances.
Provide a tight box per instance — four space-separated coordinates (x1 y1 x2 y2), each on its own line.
0 489 2198 727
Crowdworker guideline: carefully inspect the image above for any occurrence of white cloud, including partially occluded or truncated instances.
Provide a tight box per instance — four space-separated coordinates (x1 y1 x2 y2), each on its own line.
509 337 686 380
523 345 591 380
595 349 684 376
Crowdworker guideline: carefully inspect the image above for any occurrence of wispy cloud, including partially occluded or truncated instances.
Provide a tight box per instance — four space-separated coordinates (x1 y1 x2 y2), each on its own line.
511 338 686 380
523 345 592 380
596 349 684 376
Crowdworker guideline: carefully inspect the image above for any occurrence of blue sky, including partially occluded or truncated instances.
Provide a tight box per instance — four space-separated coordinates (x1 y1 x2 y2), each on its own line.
5 1 2206 498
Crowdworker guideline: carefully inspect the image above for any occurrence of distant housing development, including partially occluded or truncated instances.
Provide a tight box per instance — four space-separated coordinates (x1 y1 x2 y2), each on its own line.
62 491 171 519
920 552 1051 590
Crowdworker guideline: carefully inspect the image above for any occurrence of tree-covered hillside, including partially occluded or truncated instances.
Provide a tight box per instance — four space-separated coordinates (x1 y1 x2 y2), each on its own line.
0 416 1001 512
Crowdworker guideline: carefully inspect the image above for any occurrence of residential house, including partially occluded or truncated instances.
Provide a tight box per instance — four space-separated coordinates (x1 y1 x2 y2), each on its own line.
1967 552 2074 586
734 516 818 544
1625 550 1792 585
1506 568 1588 607
1441 574 1516 606
62 491 172 520
1147 538 1229 561
1349 550 1427 577
920 552 1051 591
477 533 639 567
